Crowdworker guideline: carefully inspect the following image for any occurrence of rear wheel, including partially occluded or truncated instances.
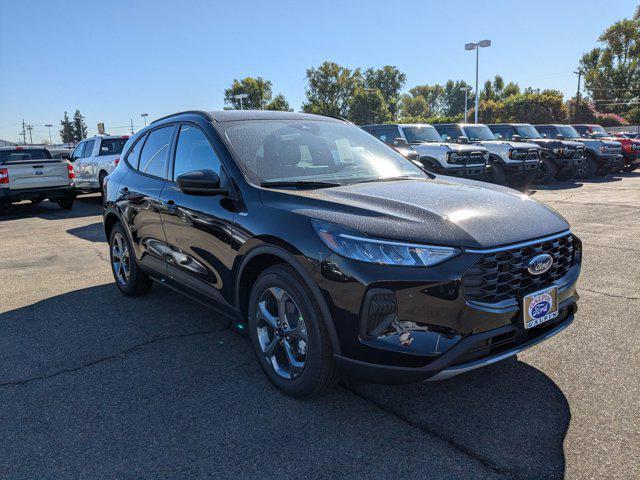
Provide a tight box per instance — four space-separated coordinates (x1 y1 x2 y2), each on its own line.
248 264 336 397
533 156 557 184
99 171 107 200
109 223 152 296
58 197 74 210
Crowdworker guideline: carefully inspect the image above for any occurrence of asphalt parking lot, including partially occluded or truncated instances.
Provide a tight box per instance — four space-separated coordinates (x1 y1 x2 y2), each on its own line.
1 174 639 479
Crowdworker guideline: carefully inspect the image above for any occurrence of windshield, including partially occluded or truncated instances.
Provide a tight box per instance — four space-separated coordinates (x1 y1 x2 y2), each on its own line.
461 125 495 141
589 126 608 137
218 120 427 185
402 125 441 143
557 126 581 139
514 125 541 139
0 149 52 162
99 137 128 156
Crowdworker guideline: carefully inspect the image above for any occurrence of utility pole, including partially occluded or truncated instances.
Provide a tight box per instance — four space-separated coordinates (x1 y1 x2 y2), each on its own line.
141 113 148 126
570 69 583 123
130 119 135 135
21 120 27 145
45 124 53 144
26 124 33 145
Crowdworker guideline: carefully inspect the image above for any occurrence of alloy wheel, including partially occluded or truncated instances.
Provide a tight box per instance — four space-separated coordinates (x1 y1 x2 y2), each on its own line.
111 232 131 285
255 286 308 379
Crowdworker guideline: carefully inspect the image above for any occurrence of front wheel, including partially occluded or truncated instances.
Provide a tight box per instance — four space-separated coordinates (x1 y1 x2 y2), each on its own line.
248 264 336 397
533 157 557 184
109 223 152 296
485 163 507 185
577 154 598 178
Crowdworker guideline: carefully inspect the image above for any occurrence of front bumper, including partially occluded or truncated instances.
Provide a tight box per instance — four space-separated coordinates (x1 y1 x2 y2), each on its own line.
596 154 624 169
622 152 640 167
0 185 76 203
554 156 585 169
335 302 576 383
503 160 539 175
435 164 487 178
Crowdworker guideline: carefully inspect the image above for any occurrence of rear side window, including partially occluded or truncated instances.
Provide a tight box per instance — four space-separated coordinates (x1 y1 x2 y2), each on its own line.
372 127 400 144
72 142 85 159
173 124 221 180
99 137 128 156
126 135 146 169
573 126 589 137
83 139 95 158
0 149 52 162
138 126 173 178
490 125 513 140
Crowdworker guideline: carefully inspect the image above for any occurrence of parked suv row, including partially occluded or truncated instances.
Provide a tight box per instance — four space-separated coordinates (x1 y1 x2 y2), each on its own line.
573 124 640 172
70 135 129 193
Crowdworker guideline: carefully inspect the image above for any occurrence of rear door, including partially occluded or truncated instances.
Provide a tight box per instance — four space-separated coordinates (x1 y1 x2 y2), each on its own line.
1 149 69 189
118 125 176 275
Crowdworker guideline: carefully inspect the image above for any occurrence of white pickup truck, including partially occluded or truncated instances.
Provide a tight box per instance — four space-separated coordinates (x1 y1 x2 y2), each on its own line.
0 146 76 215
70 135 129 193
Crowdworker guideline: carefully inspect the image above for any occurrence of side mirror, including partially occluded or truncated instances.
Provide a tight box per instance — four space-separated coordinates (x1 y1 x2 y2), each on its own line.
177 169 228 196
556 134 565 140
541 133 548 138
511 134 522 142
393 137 408 147
457 136 470 144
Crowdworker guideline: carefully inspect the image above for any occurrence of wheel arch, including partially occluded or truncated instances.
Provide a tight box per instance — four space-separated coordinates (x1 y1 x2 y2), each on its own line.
235 245 341 355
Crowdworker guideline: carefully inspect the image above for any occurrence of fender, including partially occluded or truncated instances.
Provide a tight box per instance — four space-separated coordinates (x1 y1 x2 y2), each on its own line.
235 244 341 355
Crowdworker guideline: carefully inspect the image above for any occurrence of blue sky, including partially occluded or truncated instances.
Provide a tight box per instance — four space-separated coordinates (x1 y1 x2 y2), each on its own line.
0 0 637 143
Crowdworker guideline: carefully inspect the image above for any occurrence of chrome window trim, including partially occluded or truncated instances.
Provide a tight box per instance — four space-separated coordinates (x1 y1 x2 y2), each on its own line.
464 230 572 254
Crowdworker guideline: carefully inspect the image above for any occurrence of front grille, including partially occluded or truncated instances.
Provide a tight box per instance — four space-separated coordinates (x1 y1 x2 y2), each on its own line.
449 151 486 165
512 148 539 160
462 234 575 304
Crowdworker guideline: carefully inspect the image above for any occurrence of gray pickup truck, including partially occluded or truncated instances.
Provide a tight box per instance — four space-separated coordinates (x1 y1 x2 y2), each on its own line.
0 146 76 215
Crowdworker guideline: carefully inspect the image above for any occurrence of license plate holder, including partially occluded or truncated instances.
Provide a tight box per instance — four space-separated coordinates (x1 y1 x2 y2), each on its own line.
521 285 558 329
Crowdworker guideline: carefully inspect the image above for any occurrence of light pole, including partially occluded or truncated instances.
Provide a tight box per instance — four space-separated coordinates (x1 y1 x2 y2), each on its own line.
141 113 148 126
465 39 491 123
460 87 471 123
234 93 249 110
45 124 53 144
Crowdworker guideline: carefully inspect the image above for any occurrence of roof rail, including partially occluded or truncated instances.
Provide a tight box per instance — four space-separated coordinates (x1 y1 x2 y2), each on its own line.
151 110 213 125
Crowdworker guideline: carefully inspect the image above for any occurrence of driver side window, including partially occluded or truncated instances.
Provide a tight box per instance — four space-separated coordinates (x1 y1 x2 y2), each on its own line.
173 124 221 181
72 142 85 160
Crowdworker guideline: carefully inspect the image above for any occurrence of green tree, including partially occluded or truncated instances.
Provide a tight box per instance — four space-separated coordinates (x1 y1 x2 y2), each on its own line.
408 84 445 115
302 61 361 117
224 77 273 110
500 89 567 123
399 94 430 119
59 111 74 143
579 7 640 114
348 87 391 125
363 65 406 118
265 94 293 111
442 80 474 117
72 110 87 141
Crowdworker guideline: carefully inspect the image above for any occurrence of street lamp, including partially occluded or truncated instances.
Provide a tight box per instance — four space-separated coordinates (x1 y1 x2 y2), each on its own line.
141 113 149 126
460 87 472 123
234 93 249 110
44 124 53 144
465 39 491 123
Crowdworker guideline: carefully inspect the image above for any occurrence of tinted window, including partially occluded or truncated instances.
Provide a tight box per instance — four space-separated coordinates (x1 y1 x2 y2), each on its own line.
99 137 128 156
83 139 95 158
138 126 173 178
126 135 146 169
173 125 221 180
371 127 400 144
489 125 513 140
535 126 555 138
434 125 463 141
0 148 52 162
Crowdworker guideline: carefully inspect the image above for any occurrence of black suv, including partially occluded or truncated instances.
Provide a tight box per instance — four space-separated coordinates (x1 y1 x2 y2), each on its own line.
103 110 581 397
489 124 586 183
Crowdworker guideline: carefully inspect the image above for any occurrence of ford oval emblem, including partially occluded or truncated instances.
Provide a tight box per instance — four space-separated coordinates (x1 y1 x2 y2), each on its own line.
528 254 553 275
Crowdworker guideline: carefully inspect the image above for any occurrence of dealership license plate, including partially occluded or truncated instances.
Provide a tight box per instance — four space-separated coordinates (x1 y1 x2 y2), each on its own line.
522 286 558 329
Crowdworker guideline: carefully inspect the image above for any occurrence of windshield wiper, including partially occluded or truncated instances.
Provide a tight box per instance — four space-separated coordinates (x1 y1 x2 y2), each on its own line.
354 176 423 184
260 180 342 189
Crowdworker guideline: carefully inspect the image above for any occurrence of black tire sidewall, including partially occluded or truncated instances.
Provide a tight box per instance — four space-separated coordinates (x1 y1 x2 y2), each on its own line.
109 223 150 296
248 265 331 397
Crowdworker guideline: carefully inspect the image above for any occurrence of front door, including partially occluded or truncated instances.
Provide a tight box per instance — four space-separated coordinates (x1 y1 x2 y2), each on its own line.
159 123 237 311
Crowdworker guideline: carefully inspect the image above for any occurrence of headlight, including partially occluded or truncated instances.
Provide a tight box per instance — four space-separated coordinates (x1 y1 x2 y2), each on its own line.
312 220 459 267
552 148 563 155
600 145 610 153
632 144 640 151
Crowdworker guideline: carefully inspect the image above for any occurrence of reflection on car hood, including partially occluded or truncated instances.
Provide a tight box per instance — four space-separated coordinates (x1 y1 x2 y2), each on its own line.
480 140 540 149
268 177 569 248
411 143 487 155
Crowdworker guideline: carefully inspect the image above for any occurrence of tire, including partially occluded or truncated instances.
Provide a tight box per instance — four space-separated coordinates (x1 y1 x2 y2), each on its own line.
485 163 507 185
98 171 107 201
577 154 598 178
109 222 153 296
248 264 337 398
58 197 74 210
623 164 639 172
533 156 557 184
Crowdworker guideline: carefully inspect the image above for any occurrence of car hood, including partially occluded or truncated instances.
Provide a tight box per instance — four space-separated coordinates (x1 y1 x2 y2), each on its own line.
527 138 584 149
411 142 486 157
570 137 620 149
479 140 540 149
265 177 569 248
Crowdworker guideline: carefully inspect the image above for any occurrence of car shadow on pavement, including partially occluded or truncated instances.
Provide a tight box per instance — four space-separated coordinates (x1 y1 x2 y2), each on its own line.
343 357 570 479
0 281 570 479
0 195 103 221
66 221 106 242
